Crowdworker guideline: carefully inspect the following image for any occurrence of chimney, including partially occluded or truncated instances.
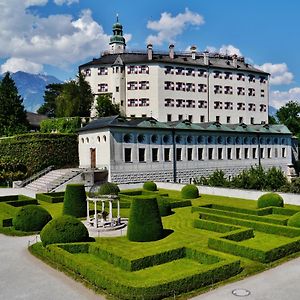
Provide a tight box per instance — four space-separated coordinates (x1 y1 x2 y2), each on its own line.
232 54 238 68
169 44 174 59
190 45 197 60
147 44 153 60
203 51 209 65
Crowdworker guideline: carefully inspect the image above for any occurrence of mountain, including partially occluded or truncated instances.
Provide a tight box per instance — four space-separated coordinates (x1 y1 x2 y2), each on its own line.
0 71 62 112
269 105 278 117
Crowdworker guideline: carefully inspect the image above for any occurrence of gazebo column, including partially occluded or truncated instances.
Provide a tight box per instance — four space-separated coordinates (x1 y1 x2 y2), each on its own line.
94 200 98 228
86 200 90 223
109 200 113 222
117 199 120 223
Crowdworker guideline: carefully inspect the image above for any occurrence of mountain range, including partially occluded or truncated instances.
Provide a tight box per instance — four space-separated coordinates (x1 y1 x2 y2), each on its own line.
0 71 62 112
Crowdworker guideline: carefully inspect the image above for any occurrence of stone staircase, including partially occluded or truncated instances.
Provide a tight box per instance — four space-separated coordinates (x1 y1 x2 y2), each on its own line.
25 168 82 193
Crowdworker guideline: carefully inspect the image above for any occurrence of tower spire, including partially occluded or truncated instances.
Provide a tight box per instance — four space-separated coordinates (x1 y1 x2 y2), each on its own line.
109 15 126 54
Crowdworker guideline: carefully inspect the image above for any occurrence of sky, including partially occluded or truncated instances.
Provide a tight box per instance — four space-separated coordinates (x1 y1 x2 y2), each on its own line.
0 0 300 109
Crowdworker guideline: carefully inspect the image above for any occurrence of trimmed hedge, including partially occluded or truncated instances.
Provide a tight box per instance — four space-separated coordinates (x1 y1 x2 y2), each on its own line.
13 205 52 232
181 184 199 199
257 193 284 209
97 182 120 196
0 133 78 177
143 181 157 191
36 192 65 203
30 242 240 299
40 215 89 246
288 212 300 228
63 184 86 218
40 117 81 134
157 197 172 217
127 197 164 242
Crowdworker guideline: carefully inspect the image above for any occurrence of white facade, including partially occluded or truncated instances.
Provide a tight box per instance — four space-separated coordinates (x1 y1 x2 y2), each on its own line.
78 117 293 184
79 21 269 125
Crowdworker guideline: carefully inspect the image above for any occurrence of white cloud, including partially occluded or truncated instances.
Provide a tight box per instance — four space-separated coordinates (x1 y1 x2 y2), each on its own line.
270 87 300 109
0 2 114 70
24 0 48 7
0 57 44 74
255 63 293 85
54 0 79 5
206 45 242 56
146 8 204 46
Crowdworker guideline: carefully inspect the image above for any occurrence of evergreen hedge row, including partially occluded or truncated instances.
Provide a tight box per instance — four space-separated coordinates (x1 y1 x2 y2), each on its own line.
63 184 86 218
36 192 65 203
0 133 78 177
30 242 240 299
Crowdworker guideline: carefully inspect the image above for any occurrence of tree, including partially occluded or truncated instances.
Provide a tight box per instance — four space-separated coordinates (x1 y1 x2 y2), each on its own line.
37 83 63 117
55 73 93 117
268 115 277 125
0 73 29 136
276 100 300 135
95 93 120 117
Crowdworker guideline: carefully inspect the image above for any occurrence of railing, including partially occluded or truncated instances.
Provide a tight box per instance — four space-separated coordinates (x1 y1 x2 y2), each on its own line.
17 165 54 188
48 169 83 192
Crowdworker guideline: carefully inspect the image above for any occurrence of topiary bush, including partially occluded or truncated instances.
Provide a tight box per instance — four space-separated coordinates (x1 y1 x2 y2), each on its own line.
181 184 199 199
97 182 120 195
157 197 172 217
40 215 89 246
63 184 86 217
127 197 164 242
13 205 52 232
257 193 284 208
287 212 300 228
143 181 157 191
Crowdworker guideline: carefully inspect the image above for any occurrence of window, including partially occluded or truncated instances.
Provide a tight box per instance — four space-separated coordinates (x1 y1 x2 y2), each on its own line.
141 114 147 118
98 83 108 92
176 148 182 161
139 98 149 106
248 74 256 83
187 148 193 161
227 148 232 160
260 76 267 84
237 102 245 111
198 148 203 160
164 148 170 161
139 148 146 162
267 148 271 158
164 98 174 107
124 148 132 162
282 148 286 158
208 148 214 160
224 72 233 80
245 148 249 159
198 100 207 108
248 88 255 96
237 87 245 95
250 117 254 124
152 148 158 162
176 82 185 91
214 85 222 94
224 86 233 94
218 148 223 160
214 71 222 79
198 69 207 77
178 114 183 120
275 148 278 158
188 115 193 122
226 116 231 124
128 65 137 74
224 102 233 110
186 68 195 76
164 81 174 90
175 67 185 75
239 117 244 123
127 81 138 90
128 98 138 107
214 101 222 109
260 104 267 112
139 81 149 90
252 148 257 159
116 86 119 92
176 99 185 108
164 66 174 75
249 103 256 111
237 73 245 81
236 148 241 159
198 84 207 93
98 67 108 75
261 89 265 97
167 114 172 121
200 115 205 122
186 100 195 108
186 83 195 92
139 65 149 74
216 116 220 122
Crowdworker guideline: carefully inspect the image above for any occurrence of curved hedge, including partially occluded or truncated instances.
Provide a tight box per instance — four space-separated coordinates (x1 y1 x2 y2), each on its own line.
157 198 172 217
287 212 300 228
13 205 52 232
63 184 87 218
143 181 157 192
40 215 89 246
257 193 284 208
181 184 199 199
0 133 78 178
127 197 163 242
98 182 120 195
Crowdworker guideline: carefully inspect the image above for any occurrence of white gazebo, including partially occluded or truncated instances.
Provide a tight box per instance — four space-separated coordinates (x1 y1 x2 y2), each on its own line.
86 194 120 228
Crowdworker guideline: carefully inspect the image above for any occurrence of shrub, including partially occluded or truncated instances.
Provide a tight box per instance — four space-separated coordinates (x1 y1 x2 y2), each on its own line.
63 184 87 217
181 184 199 199
257 193 284 209
143 181 157 191
40 215 89 246
127 197 164 242
40 117 82 134
157 197 172 217
97 182 120 196
13 205 52 232
288 212 300 228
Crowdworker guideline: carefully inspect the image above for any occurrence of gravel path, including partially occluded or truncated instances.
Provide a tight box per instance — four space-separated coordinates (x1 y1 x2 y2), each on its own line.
0 234 105 300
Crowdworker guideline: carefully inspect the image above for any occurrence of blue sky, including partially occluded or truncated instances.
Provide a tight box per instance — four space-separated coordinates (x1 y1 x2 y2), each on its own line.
0 0 299 108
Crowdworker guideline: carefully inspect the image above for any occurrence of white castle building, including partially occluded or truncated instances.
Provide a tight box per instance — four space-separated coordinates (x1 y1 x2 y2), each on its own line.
78 19 296 184
79 19 269 125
